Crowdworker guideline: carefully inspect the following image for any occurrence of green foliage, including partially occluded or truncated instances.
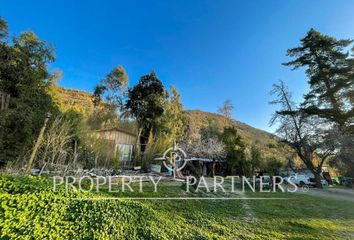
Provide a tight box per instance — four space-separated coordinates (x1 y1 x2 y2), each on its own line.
93 65 128 110
264 157 283 175
90 65 129 130
250 144 263 174
0 176 160 239
49 83 95 117
276 29 354 180
0 20 58 163
220 126 248 175
184 110 290 162
157 86 185 144
144 132 172 169
126 72 166 128
87 104 120 129
102 66 128 93
284 28 354 128
1 176 354 240
200 119 221 141
126 72 167 151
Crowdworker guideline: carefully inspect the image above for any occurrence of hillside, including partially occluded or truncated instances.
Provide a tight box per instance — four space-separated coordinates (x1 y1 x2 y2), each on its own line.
184 110 290 160
55 87 290 160
51 86 95 115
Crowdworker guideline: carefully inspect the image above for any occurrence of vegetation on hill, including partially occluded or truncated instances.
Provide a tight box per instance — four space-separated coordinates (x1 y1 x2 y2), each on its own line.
56 88 288 149
55 87 290 164
50 86 95 116
184 110 291 161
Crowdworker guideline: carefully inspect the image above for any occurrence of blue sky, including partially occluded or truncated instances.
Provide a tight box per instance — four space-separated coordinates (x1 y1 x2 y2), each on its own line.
1 0 354 132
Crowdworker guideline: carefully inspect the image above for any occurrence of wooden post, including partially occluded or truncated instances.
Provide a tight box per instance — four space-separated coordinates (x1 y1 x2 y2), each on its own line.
0 92 10 110
25 113 51 174
5 94 10 110
73 140 78 165
1 93 4 110
212 158 216 177
172 141 176 178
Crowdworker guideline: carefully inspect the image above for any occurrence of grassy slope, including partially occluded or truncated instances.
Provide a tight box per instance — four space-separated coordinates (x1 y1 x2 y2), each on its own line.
1 176 353 239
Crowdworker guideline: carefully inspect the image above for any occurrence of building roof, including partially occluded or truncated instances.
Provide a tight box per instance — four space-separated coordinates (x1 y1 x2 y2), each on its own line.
95 127 137 137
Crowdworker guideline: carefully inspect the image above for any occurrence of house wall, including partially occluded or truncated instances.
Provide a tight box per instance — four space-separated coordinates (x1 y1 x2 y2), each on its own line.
96 129 137 164
98 131 136 145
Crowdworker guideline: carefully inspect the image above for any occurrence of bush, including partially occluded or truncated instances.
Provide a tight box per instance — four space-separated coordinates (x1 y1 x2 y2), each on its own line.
0 176 161 239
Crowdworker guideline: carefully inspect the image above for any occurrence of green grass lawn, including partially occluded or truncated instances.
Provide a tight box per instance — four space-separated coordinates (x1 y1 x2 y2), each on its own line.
0 176 353 239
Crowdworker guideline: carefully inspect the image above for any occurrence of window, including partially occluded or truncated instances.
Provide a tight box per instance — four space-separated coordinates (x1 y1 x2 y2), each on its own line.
116 144 133 161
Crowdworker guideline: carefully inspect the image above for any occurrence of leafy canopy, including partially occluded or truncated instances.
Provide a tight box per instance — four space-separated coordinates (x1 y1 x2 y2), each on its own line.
0 18 57 163
284 28 354 128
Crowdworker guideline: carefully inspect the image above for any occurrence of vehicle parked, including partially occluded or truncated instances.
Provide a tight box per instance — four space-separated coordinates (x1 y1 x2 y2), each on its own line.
308 177 328 187
340 177 353 188
286 174 312 187
286 173 327 187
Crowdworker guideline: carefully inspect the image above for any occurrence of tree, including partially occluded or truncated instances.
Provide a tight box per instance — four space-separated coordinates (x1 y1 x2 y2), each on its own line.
86 104 120 130
0 18 57 164
328 130 354 177
181 136 226 178
284 29 354 130
90 66 129 130
93 65 128 114
264 157 283 176
157 86 185 144
270 81 336 188
200 119 220 141
182 138 226 160
217 99 234 119
220 126 248 175
143 86 185 169
250 144 262 175
0 17 8 39
125 72 167 152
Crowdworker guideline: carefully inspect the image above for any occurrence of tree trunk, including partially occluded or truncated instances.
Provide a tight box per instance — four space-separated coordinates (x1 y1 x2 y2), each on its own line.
136 127 142 146
211 159 216 177
313 171 323 189
139 126 151 154
186 161 200 189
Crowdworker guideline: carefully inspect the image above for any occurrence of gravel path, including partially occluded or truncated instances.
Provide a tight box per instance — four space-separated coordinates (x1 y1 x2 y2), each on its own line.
203 177 257 221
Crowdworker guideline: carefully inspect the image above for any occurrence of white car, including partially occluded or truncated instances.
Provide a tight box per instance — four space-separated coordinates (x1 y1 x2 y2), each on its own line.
286 174 328 187
286 174 311 186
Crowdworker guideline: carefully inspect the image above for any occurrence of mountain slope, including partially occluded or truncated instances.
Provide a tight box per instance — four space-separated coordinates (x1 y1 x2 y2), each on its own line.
184 110 290 160
51 86 95 115
55 87 290 160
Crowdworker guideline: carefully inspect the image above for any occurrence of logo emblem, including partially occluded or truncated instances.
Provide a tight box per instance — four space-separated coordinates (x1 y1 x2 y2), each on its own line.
158 144 189 178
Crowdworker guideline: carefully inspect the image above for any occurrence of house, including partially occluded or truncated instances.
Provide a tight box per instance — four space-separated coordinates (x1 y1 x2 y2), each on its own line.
95 128 137 168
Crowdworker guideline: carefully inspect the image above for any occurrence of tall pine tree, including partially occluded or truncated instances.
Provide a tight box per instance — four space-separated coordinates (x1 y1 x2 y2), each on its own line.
284 29 354 129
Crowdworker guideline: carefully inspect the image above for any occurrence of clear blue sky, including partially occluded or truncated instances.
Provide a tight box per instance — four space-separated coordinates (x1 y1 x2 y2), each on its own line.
1 1 354 132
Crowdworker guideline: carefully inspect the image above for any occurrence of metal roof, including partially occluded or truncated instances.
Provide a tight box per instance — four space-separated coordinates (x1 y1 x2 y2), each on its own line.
95 127 137 137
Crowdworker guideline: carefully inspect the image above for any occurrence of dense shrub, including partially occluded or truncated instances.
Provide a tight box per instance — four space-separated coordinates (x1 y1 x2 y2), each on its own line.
0 176 162 239
1 176 238 239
